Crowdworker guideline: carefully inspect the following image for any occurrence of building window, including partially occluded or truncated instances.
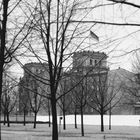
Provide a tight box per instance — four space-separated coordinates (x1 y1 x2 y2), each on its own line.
90 59 93 65
36 69 41 73
31 67 35 73
95 60 97 65
36 69 38 73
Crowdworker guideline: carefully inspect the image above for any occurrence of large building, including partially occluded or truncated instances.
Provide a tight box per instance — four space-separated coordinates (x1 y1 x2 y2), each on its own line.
18 51 140 116
72 51 108 74
65 51 140 115
64 51 109 114
18 63 49 115
109 68 140 115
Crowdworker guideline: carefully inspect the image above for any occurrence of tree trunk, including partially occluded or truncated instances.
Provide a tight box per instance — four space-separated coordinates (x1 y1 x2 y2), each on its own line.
0 2 9 139
48 108 51 127
7 112 10 127
3 111 6 125
109 108 111 130
101 113 104 132
109 103 111 130
0 61 4 139
0 71 3 140
63 108 66 130
23 109 26 126
74 108 77 129
33 112 37 128
48 100 51 127
80 105 84 136
51 98 58 140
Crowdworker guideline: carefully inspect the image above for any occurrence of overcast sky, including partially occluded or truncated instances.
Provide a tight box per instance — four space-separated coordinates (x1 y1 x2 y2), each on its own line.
7 0 140 77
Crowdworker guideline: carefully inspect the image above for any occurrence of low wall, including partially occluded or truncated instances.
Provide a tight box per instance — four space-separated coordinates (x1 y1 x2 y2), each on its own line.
37 115 140 126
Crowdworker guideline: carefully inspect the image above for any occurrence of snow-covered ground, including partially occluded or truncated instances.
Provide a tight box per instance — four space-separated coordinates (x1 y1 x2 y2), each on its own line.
37 115 140 126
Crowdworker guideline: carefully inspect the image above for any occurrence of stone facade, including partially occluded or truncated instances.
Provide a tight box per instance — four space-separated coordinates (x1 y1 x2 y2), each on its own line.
72 51 108 73
109 68 140 115
18 63 49 115
18 52 140 116
64 51 109 115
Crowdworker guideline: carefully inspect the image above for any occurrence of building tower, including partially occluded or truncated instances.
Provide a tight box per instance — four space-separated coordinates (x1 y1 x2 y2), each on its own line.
65 51 109 114
72 51 108 74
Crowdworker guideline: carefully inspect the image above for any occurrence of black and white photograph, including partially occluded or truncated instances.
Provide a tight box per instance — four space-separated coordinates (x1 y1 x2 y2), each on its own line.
1 0 140 140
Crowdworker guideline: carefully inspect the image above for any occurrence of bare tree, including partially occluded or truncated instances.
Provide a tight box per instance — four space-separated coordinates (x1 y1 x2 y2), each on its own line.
108 0 140 9
27 77 43 128
69 73 89 136
23 1 106 140
42 97 51 127
58 78 72 130
18 63 50 127
0 1 34 138
77 80 88 136
18 78 31 126
87 69 122 132
120 52 140 115
67 76 79 129
1 74 18 127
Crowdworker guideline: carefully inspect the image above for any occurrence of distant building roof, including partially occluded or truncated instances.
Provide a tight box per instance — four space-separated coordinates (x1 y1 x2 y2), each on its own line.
108 67 134 83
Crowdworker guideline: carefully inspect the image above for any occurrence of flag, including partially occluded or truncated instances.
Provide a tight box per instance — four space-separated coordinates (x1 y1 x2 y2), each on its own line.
90 31 99 42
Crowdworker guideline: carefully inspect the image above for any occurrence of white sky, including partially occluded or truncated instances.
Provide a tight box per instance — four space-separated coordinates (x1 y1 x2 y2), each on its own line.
7 0 140 77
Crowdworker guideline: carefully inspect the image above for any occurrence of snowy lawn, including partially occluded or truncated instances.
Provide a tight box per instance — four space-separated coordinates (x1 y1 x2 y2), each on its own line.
2 123 140 140
2 115 140 140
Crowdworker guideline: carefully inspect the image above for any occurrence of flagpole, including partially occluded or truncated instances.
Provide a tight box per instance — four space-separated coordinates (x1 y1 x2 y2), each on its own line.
89 35 91 48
